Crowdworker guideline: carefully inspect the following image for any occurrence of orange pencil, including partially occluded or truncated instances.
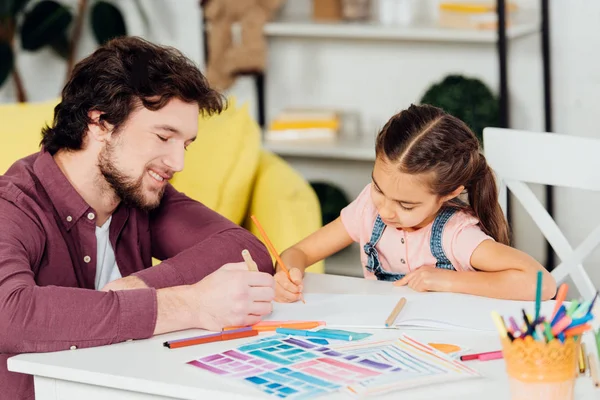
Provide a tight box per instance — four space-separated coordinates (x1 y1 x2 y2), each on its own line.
250 215 305 304
562 323 592 337
164 328 257 349
551 283 568 320
223 321 325 331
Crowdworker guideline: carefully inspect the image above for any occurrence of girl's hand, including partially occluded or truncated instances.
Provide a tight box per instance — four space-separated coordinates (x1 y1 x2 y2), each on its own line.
274 267 304 303
393 266 452 292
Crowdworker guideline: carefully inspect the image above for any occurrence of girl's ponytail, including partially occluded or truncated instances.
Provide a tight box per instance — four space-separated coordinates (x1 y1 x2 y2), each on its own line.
468 156 510 245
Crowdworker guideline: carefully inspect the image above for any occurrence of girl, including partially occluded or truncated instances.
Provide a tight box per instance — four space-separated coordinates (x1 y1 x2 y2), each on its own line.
275 104 556 302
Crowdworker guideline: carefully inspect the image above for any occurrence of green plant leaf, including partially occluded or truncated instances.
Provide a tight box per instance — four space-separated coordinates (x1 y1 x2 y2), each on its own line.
50 33 69 59
91 1 127 45
420 74 499 145
0 41 14 87
11 0 33 16
0 0 12 18
20 0 73 51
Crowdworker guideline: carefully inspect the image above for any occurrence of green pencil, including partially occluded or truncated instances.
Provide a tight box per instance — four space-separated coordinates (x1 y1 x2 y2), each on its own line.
534 270 542 322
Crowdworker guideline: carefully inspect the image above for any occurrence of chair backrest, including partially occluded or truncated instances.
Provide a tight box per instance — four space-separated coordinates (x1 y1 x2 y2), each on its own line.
483 127 600 300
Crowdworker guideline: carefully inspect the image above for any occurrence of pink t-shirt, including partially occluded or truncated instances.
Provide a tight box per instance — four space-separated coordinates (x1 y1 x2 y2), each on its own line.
340 184 493 279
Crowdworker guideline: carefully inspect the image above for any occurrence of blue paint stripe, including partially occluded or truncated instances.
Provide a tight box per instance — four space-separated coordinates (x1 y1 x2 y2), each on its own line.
249 350 293 365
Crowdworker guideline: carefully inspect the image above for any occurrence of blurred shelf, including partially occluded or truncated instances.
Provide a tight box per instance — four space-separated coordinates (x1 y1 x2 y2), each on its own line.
264 19 539 43
263 135 376 161
324 243 363 277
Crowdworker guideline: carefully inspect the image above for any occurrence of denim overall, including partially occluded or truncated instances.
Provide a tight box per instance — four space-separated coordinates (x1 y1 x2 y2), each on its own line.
363 207 458 282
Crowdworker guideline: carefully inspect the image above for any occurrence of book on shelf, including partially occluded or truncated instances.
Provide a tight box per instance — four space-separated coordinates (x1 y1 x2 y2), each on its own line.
265 108 340 143
439 2 518 30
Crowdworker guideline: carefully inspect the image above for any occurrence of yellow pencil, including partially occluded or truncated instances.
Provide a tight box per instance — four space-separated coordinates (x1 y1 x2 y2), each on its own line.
242 249 259 271
579 343 587 374
385 297 407 327
491 311 508 339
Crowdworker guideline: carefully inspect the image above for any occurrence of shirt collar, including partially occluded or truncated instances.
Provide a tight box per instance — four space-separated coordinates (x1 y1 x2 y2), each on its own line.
33 150 93 231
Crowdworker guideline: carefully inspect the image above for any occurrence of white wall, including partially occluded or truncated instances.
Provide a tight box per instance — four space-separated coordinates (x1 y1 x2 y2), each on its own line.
550 0 600 288
0 0 204 103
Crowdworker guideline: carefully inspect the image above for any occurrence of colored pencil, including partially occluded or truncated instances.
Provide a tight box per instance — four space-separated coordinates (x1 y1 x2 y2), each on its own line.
478 351 504 361
579 343 587 374
242 249 259 271
250 215 305 303
223 321 324 332
460 350 502 361
588 353 600 387
562 324 592 337
551 316 573 336
491 311 508 339
534 270 543 322
551 283 568 320
385 297 407 327
163 327 257 349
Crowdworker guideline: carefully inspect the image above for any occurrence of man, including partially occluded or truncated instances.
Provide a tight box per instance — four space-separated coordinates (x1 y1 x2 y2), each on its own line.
0 37 275 399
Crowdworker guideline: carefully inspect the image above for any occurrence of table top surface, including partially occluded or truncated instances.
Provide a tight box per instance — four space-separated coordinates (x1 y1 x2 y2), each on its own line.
9 273 600 400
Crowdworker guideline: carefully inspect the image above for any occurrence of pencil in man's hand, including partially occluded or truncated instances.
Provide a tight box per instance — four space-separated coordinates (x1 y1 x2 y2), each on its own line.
242 249 259 271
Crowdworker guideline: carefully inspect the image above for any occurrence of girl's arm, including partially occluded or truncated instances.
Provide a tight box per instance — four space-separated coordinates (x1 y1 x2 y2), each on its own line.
447 240 556 300
395 240 557 301
275 217 353 302
278 217 354 275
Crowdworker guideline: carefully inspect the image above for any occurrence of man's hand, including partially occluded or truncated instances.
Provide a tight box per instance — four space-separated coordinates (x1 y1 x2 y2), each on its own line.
183 262 275 331
393 266 453 292
101 276 148 291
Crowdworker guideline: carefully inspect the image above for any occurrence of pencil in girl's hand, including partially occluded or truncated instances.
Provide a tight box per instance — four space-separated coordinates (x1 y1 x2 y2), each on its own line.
250 215 305 304
242 249 259 271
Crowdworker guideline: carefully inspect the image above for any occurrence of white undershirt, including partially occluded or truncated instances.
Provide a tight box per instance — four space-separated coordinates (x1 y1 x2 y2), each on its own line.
94 216 122 290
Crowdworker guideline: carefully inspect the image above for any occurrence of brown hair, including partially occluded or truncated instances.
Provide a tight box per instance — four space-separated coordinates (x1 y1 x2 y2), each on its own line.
41 36 225 154
375 104 509 245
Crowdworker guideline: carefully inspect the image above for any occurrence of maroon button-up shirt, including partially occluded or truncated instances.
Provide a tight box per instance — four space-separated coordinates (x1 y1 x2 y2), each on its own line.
0 151 273 399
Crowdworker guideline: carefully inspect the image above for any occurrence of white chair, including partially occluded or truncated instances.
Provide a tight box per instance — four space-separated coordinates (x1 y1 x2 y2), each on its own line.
483 127 599 300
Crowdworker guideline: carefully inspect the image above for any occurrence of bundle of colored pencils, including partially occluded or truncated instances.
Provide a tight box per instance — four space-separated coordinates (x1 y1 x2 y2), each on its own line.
492 272 598 344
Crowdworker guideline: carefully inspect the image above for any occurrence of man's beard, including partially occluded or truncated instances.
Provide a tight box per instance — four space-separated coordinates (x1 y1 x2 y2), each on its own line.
98 142 165 212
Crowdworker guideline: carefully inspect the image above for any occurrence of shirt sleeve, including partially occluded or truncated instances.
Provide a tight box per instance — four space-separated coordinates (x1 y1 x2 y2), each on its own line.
340 184 372 243
0 200 157 354
442 212 494 272
133 185 273 289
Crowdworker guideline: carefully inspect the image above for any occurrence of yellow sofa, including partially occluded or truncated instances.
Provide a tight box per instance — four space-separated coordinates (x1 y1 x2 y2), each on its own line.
0 98 324 273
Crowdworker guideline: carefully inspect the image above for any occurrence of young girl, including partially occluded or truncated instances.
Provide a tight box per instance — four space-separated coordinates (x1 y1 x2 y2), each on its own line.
275 104 556 302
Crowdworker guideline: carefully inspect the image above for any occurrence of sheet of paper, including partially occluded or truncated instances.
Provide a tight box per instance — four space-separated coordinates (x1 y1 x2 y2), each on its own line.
268 293 556 332
188 333 480 399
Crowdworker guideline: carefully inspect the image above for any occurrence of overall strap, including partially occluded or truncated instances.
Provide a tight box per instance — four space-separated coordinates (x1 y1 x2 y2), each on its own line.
430 207 458 271
363 215 405 282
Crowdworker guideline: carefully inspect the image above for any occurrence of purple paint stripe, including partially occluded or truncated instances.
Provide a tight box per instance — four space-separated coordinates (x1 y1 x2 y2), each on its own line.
224 350 252 361
200 354 223 363
188 360 228 375
284 337 316 349
358 359 393 370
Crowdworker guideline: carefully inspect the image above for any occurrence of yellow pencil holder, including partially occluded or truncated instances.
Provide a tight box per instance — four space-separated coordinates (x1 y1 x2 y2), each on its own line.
501 336 581 400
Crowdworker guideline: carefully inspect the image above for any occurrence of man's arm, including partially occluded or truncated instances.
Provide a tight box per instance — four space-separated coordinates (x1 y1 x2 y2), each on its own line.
0 205 156 353
132 185 274 289
0 203 275 354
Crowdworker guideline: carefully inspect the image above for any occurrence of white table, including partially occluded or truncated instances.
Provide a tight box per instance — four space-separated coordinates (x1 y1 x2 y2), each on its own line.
8 274 600 400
